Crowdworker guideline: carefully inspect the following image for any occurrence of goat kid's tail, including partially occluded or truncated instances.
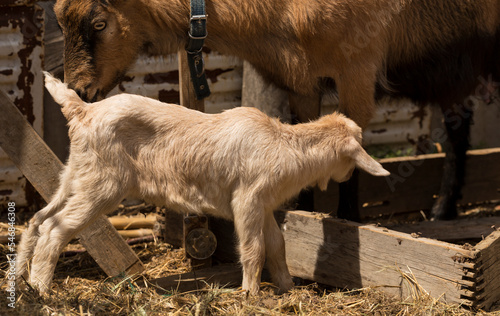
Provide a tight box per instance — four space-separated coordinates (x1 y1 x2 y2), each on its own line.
43 71 86 121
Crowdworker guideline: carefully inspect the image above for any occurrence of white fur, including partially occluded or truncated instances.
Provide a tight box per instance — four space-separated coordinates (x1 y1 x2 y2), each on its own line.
16 72 389 294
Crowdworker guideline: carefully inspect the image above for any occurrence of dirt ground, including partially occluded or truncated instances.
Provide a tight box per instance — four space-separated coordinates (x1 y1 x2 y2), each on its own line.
1 203 500 315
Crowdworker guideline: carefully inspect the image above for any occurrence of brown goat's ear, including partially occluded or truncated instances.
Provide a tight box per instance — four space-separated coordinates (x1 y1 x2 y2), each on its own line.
345 138 390 177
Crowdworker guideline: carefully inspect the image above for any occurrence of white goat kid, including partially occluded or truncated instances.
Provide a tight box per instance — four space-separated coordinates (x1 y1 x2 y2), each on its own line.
16 72 389 294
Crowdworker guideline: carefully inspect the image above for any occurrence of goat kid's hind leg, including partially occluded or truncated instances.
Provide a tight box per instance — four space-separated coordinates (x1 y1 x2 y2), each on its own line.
232 200 266 294
264 211 293 293
16 167 74 281
29 192 123 293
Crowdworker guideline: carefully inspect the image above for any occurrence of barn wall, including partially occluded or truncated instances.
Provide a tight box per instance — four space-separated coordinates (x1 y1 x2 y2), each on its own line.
0 0 44 207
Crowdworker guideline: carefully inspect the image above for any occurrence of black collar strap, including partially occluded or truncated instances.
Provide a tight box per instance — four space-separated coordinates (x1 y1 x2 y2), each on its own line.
185 0 211 100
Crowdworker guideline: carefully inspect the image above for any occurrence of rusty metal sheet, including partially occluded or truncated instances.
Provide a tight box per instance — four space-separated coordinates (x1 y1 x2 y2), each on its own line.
0 3 44 206
109 51 243 113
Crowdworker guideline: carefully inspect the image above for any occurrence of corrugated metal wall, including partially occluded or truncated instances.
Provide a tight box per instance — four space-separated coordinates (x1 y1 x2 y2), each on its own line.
0 0 44 206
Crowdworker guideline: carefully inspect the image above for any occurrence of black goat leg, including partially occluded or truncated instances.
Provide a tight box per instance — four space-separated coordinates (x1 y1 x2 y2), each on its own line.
337 169 361 222
431 102 473 220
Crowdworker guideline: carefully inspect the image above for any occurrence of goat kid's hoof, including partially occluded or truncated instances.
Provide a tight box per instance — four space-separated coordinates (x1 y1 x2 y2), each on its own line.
28 279 51 295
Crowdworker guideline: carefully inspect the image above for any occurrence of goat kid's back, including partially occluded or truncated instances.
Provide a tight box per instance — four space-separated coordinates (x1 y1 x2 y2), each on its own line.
44 72 388 218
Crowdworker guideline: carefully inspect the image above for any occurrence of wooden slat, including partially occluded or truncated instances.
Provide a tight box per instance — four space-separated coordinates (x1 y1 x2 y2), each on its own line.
178 50 205 112
241 60 290 120
315 149 500 218
278 210 476 305
387 216 500 242
176 49 212 270
0 90 143 277
145 264 242 294
474 231 500 310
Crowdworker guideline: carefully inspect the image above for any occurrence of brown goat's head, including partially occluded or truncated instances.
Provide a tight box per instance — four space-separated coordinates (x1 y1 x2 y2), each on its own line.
54 0 146 101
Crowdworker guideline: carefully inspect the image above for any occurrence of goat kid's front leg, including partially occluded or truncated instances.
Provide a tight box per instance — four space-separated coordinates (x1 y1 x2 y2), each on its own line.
232 200 266 294
263 211 293 293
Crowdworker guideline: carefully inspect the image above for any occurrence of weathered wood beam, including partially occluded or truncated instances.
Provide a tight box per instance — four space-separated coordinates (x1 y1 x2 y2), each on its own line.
144 264 242 294
387 216 500 242
315 148 500 218
473 230 500 310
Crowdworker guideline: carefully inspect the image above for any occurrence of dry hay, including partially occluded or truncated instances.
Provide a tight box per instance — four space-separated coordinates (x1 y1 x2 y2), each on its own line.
1 202 500 315
1 239 498 316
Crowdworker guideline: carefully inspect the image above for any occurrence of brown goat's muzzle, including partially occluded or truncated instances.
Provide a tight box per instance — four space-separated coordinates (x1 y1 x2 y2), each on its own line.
73 86 103 103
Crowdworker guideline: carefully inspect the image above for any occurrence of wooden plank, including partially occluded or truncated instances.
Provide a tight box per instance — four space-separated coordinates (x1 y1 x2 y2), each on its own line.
178 50 205 112
387 216 500 242
160 209 184 247
241 60 290 121
461 149 500 203
278 210 476 305
0 90 143 277
77 216 144 277
474 231 500 310
144 264 242 294
315 149 500 218
0 92 61 201
176 49 212 269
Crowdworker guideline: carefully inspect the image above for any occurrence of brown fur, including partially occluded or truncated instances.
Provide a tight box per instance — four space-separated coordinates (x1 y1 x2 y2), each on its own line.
54 0 500 127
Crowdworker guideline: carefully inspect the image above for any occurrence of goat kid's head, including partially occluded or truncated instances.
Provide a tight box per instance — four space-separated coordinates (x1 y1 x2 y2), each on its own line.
55 0 146 102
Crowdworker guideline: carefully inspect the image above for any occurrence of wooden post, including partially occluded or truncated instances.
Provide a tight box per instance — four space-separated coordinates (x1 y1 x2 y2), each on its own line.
241 61 291 122
178 50 205 112
175 50 215 268
0 90 144 277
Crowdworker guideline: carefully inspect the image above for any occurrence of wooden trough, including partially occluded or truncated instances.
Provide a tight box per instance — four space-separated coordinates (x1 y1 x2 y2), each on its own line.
278 210 500 310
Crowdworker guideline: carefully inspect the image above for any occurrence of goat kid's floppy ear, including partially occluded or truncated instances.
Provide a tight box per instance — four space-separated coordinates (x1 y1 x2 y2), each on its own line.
345 138 390 177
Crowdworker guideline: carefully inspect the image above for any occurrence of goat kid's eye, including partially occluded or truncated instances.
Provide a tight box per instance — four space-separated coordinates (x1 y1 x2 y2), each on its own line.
93 21 107 31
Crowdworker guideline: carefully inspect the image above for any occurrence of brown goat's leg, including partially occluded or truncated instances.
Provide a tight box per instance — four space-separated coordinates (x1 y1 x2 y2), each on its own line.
337 170 361 221
263 211 293 293
431 102 472 220
335 66 378 221
288 92 321 123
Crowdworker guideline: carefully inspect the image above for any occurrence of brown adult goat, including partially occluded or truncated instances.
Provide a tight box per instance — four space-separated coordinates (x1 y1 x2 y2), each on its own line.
54 0 500 219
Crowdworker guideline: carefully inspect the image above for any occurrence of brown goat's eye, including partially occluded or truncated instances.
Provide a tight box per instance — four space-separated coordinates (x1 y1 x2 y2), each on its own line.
93 21 107 31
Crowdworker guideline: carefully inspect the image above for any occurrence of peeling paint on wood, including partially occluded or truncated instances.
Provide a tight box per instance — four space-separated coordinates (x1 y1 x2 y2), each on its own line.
0 1 44 207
